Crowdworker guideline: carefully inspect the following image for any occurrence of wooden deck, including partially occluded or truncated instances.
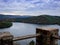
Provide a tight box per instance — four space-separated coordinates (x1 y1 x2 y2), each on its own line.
13 33 40 41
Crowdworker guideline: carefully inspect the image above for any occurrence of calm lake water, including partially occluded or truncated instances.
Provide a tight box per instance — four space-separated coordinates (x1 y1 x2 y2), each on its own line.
0 22 60 45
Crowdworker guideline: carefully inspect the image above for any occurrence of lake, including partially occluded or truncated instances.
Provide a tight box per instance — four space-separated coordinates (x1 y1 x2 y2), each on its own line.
0 22 60 45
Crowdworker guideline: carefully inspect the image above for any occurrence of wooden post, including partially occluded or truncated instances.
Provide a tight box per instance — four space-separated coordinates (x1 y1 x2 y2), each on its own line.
0 32 13 45
50 29 59 45
36 28 59 45
0 32 2 45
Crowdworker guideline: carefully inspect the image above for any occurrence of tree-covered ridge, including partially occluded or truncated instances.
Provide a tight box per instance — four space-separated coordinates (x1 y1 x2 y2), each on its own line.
14 15 60 25
0 14 60 25
0 22 12 29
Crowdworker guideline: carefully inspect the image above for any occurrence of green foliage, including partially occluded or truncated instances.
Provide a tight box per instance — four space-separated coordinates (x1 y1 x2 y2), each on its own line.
29 40 35 45
15 15 60 25
1 15 60 25
0 22 12 29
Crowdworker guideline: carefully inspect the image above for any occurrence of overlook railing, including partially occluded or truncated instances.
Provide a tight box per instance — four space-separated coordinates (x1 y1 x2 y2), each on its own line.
0 28 60 45
13 33 40 41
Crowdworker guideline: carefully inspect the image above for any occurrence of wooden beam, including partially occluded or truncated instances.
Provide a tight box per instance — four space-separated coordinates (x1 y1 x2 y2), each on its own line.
13 33 40 41
52 35 60 39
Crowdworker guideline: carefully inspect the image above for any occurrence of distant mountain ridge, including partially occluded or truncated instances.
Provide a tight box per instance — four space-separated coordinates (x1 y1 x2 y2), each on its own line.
0 14 31 20
0 14 60 25
13 15 60 25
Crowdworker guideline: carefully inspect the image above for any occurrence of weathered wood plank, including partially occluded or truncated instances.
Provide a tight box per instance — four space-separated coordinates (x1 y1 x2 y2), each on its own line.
53 35 60 39
13 33 40 41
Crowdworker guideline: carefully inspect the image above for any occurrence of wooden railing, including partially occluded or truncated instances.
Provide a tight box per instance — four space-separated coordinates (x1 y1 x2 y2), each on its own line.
0 28 60 45
53 35 60 39
13 33 40 41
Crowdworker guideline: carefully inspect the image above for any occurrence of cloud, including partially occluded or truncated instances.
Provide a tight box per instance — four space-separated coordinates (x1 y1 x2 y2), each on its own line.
0 0 60 10
0 0 60 16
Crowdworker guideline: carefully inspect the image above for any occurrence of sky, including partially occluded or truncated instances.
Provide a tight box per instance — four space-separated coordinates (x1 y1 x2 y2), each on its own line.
0 0 60 16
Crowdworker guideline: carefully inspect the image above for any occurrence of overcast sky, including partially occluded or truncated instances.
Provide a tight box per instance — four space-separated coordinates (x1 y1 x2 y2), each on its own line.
0 0 60 16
